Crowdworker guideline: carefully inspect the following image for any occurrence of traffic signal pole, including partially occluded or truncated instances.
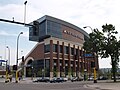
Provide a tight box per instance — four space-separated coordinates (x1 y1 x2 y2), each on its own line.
0 18 39 83
0 18 33 27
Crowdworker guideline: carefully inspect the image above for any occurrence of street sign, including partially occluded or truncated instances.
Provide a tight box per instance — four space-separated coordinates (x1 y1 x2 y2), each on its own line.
84 54 93 57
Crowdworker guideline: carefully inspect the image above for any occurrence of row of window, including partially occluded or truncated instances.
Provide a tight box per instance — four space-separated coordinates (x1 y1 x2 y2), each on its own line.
47 20 62 38
44 44 84 55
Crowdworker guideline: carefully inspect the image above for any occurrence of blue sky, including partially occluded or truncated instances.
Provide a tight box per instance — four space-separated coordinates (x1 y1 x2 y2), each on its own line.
0 0 120 68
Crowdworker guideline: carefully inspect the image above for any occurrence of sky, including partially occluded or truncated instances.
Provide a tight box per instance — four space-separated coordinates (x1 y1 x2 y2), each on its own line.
0 0 120 68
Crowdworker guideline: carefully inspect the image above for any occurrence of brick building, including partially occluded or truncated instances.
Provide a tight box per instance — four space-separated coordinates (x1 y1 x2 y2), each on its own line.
23 15 99 78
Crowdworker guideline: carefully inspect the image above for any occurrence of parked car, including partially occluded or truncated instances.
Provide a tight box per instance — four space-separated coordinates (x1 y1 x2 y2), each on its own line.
71 77 83 82
50 77 56 83
88 77 93 81
71 77 77 82
56 77 64 83
99 76 108 80
33 78 40 82
40 78 50 82
33 78 50 83
63 77 68 82
50 77 64 83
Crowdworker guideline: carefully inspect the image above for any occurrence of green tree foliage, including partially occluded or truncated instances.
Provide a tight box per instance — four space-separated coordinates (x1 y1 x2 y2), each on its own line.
83 28 104 55
101 24 120 82
83 24 120 82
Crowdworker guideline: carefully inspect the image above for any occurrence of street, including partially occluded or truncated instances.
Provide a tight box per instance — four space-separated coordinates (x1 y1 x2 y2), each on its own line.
0 81 93 90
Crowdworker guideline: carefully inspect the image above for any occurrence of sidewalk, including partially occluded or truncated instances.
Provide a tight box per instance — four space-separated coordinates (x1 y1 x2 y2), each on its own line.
85 80 120 90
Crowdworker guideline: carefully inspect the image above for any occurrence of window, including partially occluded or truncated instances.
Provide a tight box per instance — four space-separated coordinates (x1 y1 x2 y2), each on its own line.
66 46 69 54
71 48 74 55
47 20 62 38
64 46 66 54
60 45 63 53
44 44 50 53
53 44 57 52
39 21 46 37
76 49 78 55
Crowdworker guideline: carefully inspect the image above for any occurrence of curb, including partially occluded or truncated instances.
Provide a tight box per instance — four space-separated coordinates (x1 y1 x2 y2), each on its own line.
84 84 114 90
84 84 101 90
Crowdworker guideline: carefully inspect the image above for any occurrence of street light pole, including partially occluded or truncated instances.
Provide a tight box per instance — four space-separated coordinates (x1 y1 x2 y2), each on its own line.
5 46 10 83
16 32 23 83
83 26 93 32
24 1 27 25
16 32 23 66
83 26 97 83
6 46 10 65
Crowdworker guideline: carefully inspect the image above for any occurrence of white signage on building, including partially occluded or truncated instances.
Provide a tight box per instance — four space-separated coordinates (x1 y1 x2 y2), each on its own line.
63 30 83 40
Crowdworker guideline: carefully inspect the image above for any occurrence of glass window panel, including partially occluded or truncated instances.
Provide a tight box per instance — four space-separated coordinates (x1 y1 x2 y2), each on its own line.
53 44 57 52
44 44 50 53
60 45 63 53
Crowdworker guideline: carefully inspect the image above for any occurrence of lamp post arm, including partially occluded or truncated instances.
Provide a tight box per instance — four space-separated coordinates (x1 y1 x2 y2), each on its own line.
83 26 93 32
16 32 23 66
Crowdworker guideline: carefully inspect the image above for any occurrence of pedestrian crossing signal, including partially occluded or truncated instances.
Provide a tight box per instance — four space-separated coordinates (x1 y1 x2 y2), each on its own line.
13 65 17 70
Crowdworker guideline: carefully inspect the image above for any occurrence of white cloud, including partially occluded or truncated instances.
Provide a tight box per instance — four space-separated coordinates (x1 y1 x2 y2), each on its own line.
0 30 10 36
0 4 23 22
0 0 120 67
0 30 29 38
1 0 120 30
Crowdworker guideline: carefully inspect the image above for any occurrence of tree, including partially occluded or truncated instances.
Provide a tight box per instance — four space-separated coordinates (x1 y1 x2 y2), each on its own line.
100 24 120 82
83 24 120 82
83 28 104 56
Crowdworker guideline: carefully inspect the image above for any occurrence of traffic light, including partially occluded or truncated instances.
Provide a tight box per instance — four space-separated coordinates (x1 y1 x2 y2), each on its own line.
13 65 17 70
33 21 39 36
91 62 95 68
22 56 24 62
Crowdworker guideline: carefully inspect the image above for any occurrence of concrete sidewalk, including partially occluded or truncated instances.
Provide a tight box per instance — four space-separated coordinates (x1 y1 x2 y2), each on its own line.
85 80 120 90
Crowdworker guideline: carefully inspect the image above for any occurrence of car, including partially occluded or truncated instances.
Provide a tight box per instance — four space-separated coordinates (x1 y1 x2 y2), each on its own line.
63 77 68 82
98 76 108 80
71 77 83 82
33 78 40 82
39 78 50 82
56 78 64 83
50 77 57 83
50 77 64 83
33 78 50 83
88 77 93 81
71 77 78 82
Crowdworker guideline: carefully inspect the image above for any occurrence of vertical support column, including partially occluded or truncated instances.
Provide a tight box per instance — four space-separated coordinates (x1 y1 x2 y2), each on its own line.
84 51 86 69
57 41 60 78
62 42 65 77
79 48 82 73
86 57 88 80
81 48 84 75
50 40 53 79
24 67 26 77
68 43 71 78
87 60 90 78
73 45 76 77
77 46 80 78
83 50 87 80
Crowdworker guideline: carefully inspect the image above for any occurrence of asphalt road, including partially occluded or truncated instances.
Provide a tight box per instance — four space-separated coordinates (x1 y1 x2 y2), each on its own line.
0 81 93 90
